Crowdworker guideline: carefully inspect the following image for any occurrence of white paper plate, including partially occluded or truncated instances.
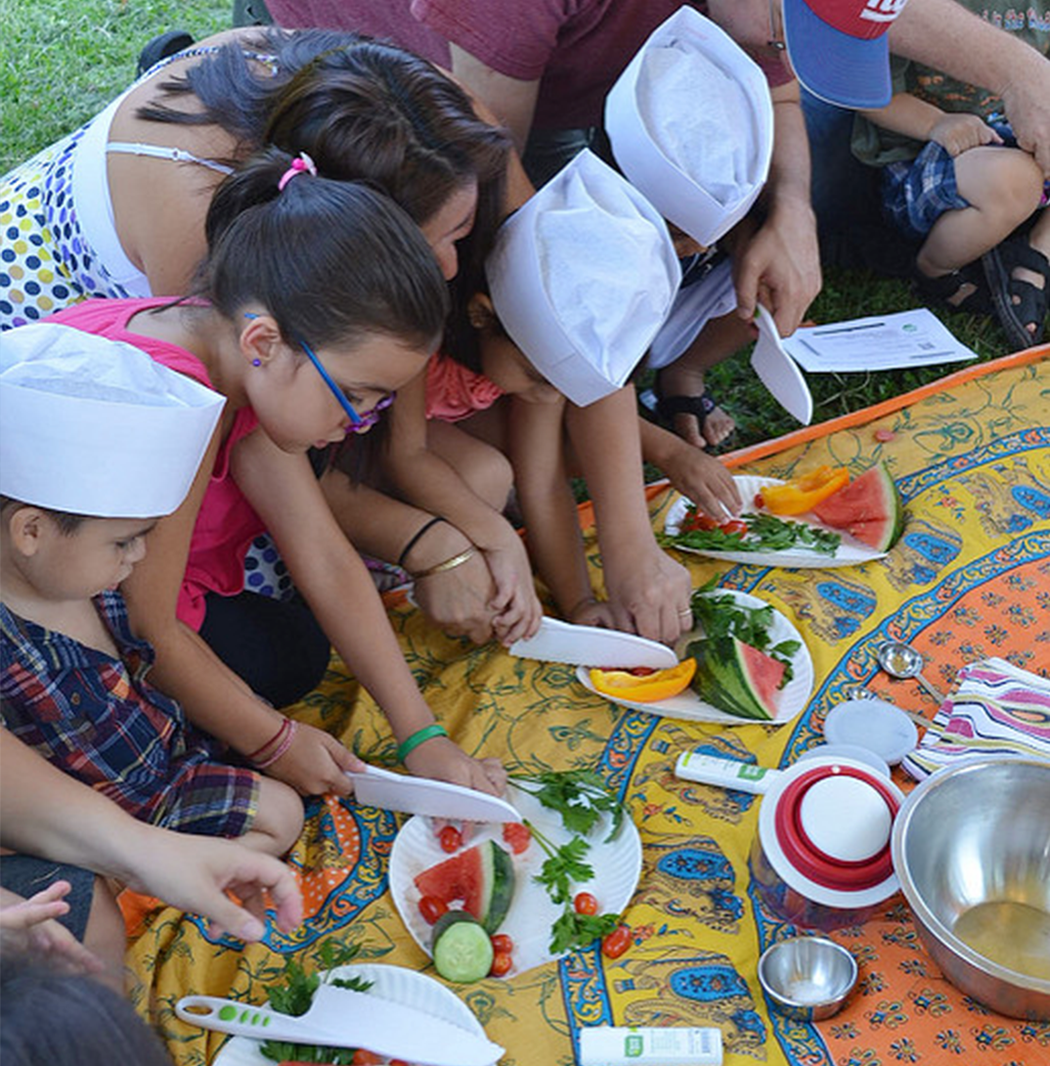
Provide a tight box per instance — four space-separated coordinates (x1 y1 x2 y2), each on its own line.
389 784 642 978
664 475 884 568
211 963 486 1065
576 591 813 726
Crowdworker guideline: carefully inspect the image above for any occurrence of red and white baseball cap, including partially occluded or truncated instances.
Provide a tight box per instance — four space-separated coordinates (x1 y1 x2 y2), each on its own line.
782 0 909 109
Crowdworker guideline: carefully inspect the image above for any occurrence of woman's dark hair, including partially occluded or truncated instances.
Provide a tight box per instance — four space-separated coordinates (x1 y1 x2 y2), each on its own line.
0 959 174 1065
138 29 511 344
198 146 449 353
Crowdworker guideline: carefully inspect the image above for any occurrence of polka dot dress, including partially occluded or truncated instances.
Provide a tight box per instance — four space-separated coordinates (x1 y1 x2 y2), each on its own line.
1 139 84 330
1 128 135 331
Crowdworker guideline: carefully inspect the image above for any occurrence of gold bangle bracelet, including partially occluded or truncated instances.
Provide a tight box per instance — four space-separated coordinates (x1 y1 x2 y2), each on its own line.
410 545 477 580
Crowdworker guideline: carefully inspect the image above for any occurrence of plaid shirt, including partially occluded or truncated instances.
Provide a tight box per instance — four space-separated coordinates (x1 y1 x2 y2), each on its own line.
1 591 257 835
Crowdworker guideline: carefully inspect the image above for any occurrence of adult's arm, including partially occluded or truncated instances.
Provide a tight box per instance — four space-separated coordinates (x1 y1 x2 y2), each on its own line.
732 79 821 335
0 730 302 940
231 429 507 795
564 386 693 644
889 0 1050 175
380 371 542 643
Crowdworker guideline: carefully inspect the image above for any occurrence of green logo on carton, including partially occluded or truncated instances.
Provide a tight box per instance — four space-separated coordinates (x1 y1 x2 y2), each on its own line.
625 1034 644 1056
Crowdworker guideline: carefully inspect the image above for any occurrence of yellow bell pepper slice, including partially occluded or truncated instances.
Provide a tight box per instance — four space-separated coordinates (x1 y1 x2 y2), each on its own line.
589 659 696 703
758 466 850 516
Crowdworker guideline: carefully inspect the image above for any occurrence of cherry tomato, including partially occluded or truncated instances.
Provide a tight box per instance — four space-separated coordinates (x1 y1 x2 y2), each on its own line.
489 950 513 978
491 933 515 954
601 923 632 959
681 510 719 533
351 1051 383 1066
418 895 448 925
574 892 599 916
718 519 748 537
502 822 532 855
438 824 463 853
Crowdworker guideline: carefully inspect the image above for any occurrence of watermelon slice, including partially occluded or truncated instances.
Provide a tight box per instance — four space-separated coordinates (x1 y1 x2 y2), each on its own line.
686 636 785 721
812 461 904 551
413 840 515 933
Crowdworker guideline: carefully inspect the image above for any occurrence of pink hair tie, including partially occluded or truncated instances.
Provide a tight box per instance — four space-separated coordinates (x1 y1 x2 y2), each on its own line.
277 151 318 192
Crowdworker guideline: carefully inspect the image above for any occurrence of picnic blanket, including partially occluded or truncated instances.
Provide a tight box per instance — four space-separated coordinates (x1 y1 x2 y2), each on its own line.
128 346 1050 1066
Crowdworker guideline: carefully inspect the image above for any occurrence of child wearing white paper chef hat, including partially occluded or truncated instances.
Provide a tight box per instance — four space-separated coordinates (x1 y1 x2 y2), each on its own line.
605 7 779 451
317 150 741 642
41 147 508 802
0 322 306 865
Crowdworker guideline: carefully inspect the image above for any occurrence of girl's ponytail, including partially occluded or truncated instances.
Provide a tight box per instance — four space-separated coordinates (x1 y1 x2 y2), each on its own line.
200 147 449 352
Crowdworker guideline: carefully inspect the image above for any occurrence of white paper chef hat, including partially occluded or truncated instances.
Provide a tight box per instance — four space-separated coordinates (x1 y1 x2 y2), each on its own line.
485 150 681 407
0 323 225 518
605 6 774 246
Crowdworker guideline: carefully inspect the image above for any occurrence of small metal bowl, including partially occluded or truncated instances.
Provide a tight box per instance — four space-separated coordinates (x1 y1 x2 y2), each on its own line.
757 936 858 1021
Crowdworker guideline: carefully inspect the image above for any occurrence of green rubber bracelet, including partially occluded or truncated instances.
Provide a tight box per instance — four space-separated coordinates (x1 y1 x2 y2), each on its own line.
396 722 449 763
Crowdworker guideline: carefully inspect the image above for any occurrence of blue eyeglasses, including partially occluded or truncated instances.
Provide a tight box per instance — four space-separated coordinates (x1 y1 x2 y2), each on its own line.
297 337 395 434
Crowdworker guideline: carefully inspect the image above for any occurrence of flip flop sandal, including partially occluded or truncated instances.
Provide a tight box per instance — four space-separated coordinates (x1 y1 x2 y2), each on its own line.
982 238 1049 351
912 260 993 317
654 387 729 450
136 30 195 77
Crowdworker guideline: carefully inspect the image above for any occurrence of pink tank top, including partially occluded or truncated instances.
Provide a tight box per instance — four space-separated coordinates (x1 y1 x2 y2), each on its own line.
50 298 264 631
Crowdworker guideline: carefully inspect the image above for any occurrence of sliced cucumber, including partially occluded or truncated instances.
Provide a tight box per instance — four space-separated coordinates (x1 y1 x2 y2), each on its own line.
432 910 494 983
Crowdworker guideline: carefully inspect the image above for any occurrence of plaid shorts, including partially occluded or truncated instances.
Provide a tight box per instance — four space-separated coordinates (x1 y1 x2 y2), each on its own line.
881 140 970 241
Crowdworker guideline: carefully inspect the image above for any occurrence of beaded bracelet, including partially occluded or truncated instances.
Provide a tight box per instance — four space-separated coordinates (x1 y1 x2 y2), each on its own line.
396 722 449 763
246 717 290 764
409 546 477 581
397 516 447 570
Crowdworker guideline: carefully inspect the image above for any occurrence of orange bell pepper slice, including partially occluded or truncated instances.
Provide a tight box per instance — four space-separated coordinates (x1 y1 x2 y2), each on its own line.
589 660 696 703
758 465 850 516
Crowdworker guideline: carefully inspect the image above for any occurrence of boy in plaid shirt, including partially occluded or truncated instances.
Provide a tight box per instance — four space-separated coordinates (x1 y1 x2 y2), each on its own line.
0 324 303 858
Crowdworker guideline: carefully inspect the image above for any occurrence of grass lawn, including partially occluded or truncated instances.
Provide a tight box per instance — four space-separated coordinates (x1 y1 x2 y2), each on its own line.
2 0 1019 454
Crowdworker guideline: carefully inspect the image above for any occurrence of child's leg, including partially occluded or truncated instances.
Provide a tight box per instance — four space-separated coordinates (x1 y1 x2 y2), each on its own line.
238 776 303 857
655 312 751 449
918 146 1044 276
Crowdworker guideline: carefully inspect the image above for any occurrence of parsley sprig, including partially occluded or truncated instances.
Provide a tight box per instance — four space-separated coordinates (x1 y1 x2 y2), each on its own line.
691 582 801 687
509 771 627 954
260 941 371 1064
509 769 624 842
666 508 840 556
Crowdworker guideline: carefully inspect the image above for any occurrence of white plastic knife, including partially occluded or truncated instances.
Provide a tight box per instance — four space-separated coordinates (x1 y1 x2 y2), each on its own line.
345 764 522 823
508 616 679 669
175 983 504 1066
751 304 813 425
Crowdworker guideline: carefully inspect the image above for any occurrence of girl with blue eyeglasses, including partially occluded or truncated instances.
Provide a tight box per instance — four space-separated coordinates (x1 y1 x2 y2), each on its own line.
42 147 508 800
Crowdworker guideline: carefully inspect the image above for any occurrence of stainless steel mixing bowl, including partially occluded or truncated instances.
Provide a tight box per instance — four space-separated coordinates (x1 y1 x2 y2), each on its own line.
757 936 858 1021
891 756 1050 1020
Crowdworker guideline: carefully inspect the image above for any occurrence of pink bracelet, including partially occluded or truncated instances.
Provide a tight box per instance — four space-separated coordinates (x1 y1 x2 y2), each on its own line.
250 718 299 769
246 718 289 763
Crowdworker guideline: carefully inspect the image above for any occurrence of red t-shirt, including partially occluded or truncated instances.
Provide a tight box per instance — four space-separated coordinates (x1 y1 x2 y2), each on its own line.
49 299 264 632
264 0 792 130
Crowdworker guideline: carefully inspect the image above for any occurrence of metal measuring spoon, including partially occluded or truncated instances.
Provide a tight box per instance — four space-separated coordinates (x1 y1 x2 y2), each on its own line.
876 641 947 705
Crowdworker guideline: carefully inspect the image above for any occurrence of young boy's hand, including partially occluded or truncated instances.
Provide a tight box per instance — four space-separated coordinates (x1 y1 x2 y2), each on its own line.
662 446 742 522
0 882 104 976
930 113 1003 157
